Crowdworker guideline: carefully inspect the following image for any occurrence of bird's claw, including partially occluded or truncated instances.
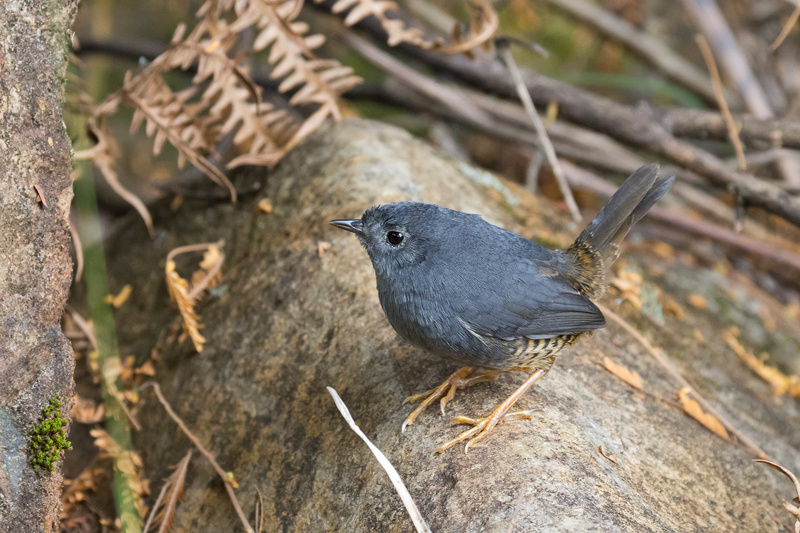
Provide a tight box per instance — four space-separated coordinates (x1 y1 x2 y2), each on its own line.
402 367 500 431
435 409 542 453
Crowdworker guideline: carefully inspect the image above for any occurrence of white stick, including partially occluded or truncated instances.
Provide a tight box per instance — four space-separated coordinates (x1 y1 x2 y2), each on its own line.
326 387 432 533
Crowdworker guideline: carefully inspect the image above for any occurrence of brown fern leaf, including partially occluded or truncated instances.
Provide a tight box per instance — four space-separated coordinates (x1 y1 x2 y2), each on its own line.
143 451 192 533
246 0 362 119
78 105 156 237
165 261 206 353
327 0 498 55
435 0 498 56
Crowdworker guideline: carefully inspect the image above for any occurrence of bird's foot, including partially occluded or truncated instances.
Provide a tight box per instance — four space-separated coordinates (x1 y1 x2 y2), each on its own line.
435 409 541 453
401 367 500 432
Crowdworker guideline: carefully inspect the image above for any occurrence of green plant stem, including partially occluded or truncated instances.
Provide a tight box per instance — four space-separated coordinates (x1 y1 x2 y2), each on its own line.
73 166 143 533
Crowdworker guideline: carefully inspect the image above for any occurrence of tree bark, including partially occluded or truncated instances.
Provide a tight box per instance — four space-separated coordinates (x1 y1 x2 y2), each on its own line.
0 1 78 531
111 120 799 532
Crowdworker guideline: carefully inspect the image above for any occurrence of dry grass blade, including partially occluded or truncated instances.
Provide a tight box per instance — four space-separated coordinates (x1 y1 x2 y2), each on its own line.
771 2 800 50
695 34 746 172
326 387 432 533
68 221 84 282
499 45 581 223
143 450 193 533
141 382 255 533
754 459 800 533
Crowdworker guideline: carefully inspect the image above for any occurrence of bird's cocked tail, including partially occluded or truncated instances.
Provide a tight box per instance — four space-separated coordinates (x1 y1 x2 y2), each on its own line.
562 163 674 299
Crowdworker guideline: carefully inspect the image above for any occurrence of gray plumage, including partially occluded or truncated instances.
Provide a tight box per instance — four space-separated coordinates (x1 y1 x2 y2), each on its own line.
330 164 673 370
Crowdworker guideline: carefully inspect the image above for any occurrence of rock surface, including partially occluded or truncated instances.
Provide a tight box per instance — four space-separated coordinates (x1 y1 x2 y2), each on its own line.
109 119 800 532
0 1 78 531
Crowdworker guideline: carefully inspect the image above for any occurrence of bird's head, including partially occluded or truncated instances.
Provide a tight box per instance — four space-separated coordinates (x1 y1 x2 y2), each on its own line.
330 202 462 275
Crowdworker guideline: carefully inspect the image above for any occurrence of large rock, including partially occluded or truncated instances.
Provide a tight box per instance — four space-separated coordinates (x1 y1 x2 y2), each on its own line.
0 1 78 531
109 119 799 532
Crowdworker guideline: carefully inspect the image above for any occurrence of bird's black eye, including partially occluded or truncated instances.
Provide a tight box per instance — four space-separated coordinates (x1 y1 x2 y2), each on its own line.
386 231 404 245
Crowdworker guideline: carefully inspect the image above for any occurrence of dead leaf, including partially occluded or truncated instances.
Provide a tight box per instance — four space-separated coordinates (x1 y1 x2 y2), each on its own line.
662 296 686 321
169 194 184 212
599 356 643 390
693 329 704 342
611 269 643 310
651 241 674 259
677 387 728 439
104 284 132 308
723 331 800 397
33 184 48 207
317 241 331 258
71 396 105 424
166 260 205 353
598 445 618 464
257 198 273 213
688 294 708 309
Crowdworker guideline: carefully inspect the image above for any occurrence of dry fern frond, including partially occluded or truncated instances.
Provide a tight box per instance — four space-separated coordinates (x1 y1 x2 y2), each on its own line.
143 451 192 533
61 464 105 520
90 428 148 519
166 261 207 353
165 242 226 353
326 0 498 55
78 0 366 224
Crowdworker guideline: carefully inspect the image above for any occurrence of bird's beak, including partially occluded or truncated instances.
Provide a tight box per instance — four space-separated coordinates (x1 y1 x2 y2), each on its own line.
329 219 364 236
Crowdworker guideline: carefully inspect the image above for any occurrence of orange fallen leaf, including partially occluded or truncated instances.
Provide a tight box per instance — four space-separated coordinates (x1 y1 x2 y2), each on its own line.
257 198 273 213
651 241 674 259
723 331 800 397
104 284 132 308
598 445 618 464
600 356 643 390
693 329 704 342
688 294 708 309
662 296 686 321
317 241 331 258
169 194 184 211
677 387 728 438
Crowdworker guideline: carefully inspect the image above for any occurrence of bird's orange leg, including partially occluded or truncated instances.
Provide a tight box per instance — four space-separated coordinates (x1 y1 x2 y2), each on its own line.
436 368 549 453
402 367 502 432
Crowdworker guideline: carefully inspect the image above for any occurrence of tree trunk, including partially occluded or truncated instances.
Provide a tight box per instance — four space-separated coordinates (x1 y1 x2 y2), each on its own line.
110 119 799 532
0 1 78 531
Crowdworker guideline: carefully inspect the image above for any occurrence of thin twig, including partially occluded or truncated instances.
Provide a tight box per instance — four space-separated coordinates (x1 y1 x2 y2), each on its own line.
69 222 84 282
695 34 746 172
498 45 581 223
65 305 98 350
597 303 770 460
323 5 800 226
326 387 432 533
141 382 255 533
771 1 800 50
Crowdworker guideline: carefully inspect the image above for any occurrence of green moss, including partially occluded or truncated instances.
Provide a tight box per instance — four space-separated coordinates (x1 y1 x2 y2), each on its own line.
29 397 71 474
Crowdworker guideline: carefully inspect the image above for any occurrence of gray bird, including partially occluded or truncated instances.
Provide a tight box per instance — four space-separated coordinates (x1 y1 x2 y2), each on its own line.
330 163 673 453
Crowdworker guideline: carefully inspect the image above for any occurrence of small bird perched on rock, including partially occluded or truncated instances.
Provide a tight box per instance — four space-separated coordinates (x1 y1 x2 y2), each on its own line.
330 163 673 453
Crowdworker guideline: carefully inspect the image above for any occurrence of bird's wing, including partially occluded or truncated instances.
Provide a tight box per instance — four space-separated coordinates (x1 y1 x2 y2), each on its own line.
454 258 606 341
